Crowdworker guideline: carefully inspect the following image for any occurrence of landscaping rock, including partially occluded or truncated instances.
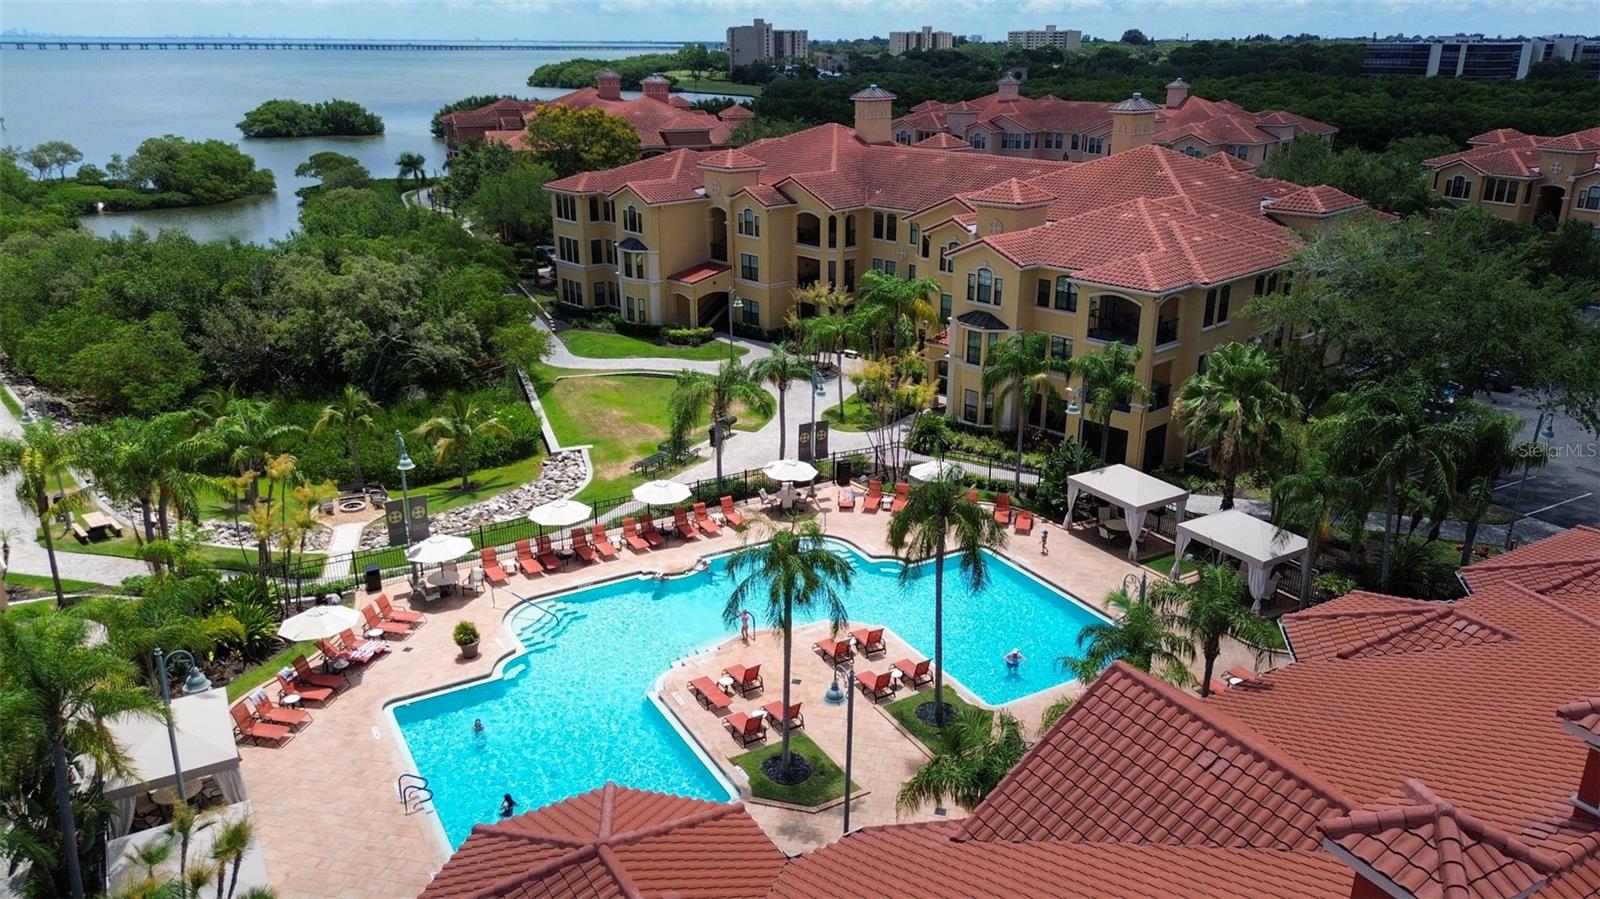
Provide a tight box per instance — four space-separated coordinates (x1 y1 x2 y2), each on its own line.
357 450 591 549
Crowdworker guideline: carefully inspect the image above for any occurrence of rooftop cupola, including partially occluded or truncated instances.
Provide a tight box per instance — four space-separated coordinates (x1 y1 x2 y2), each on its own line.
1108 91 1160 155
596 68 622 101
996 72 1021 102
641 73 670 103
1165 77 1190 108
849 84 897 145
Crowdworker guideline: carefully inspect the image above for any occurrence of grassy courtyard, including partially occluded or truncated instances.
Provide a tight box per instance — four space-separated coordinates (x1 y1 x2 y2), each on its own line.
4 571 102 593
729 731 857 806
661 70 764 96
559 329 748 362
885 687 991 754
820 395 879 432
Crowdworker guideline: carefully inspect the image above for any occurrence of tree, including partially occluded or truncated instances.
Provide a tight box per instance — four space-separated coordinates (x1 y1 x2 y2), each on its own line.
668 361 774 486
412 392 514 491
395 151 427 184
522 104 642 178
886 471 1007 726
748 343 814 459
1272 445 1355 608
1071 340 1149 462
466 161 555 243
1121 28 1150 45
677 43 716 82
312 385 381 492
1037 438 1099 514
1452 401 1541 566
1062 586 1193 686
896 706 1025 813
0 421 86 606
237 98 383 137
855 269 939 358
728 117 809 147
790 286 858 414
21 141 82 180
1153 564 1276 696
1172 342 1300 509
206 398 303 505
722 517 851 778
981 331 1072 492
294 151 370 191
209 813 257 899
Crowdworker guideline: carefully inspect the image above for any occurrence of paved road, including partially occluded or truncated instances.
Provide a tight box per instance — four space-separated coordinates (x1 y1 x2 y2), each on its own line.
1486 389 1599 538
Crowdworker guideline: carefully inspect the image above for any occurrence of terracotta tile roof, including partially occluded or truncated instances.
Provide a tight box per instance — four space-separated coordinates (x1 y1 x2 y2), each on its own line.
1425 134 1545 177
849 84 896 101
1461 526 1600 593
1469 127 1532 146
964 177 1055 207
913 132 969 149
1022 143 1302 220
419 783 783 899
717 103 754 120
732 183 793 207
697 148 766 171
1542 856 1600 898
1267 184 1368 216
666 95 691 108
666 261 729 284
1538 127 1600 152
1204 150 1258 172
547 148 700 197
1159 112 1277 146
1557 696 1600 744
1282 593 1518 662
548 87 732 150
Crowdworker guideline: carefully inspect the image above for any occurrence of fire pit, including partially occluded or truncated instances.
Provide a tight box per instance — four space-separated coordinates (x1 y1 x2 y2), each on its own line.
338 498 370 514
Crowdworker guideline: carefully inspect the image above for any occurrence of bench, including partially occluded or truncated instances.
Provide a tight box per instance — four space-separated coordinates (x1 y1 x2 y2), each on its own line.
630 452 668 475
71 522 90 543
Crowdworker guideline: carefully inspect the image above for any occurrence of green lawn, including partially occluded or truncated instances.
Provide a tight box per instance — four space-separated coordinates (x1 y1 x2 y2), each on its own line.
820 395 879 432
559 328 747 362
1144 551 1199 578
729 731 856 806
411 454 547 514
49 530 324 573
0 385 23 418
885 687 990 754
660 71 763 96
4 571 102 593
226 640 315 702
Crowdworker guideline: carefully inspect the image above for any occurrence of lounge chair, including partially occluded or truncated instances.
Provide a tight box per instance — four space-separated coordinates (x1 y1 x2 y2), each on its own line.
465 567 485 596
361 604 411 638
757 487 776 508
590 524 618 559
515 539 544 576
1014 509 1034 535
230 703 291 745
339 628 391 663
890 482 910 513
480 548 508 585
720 496 745 527
893 657 933 688
535 535 563 571
850 627 885 658
316 637 352 665
251 694 311 729
838 487 856 511
994 492 1012 525
570 528 597 564
292 656 345 690
275 674 334 706
688 676 732 711
813 637 853 666
723 663 763 696
376 593 424 625
672 507 700 540
856 669 895 702
621 518 651 552
723 712 766 747
763 701 804 732
693 502 721 536
863 480 883 512
640 517 667 546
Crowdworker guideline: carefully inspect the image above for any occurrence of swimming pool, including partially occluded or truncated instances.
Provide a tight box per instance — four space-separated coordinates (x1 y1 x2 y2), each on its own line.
389 540 1104 847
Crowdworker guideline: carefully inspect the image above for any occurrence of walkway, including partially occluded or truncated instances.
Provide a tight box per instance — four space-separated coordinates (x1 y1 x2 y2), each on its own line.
317 523 367 579
533 313 772 375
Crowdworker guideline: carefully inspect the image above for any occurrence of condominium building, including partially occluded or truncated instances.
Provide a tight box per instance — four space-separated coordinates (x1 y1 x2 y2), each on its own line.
889 26 954 56
544 87 1376 470
892 75 1336 167
1361 34 1600 79
1007 25 1082 51
724 17 807 68
1423 125 1600 229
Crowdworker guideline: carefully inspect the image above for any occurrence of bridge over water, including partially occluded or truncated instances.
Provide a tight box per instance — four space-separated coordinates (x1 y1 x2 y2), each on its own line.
0 38 717 51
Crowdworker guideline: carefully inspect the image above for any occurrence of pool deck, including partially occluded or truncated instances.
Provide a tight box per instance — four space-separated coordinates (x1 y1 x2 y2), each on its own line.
239 492 1269 898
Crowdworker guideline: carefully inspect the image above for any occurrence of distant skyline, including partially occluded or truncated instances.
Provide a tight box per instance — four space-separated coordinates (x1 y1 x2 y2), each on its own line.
3 0 1596 43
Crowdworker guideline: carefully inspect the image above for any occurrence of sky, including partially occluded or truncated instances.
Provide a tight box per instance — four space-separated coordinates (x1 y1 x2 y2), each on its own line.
1 0 1595 42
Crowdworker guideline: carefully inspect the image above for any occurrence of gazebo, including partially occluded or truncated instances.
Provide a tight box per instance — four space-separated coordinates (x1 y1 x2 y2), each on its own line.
106 686 247 836
1063 464 1189 560
1171 509 1310 609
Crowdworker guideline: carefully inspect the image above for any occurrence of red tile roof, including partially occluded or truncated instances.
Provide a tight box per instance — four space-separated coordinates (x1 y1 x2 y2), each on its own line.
666 261 729 284
913 132 969 149
1424 127 1600 179
1268 184 1369 216
697 148 766 171
1538 127 1600 152
1023 142 1303 220
717 103 754 120
1558 696 1600 745
1460 526 1600 594
1469 127 1532 146
547 87 732 150
419 783 783 899
964 177 1055 207
1204 150 1258 172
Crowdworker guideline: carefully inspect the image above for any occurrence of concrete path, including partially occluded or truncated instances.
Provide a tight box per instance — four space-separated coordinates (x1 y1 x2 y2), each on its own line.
534 314 772 375
318 522 367 579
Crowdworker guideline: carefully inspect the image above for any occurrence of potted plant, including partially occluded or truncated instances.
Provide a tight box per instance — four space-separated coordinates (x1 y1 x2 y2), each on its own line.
453 621 481 659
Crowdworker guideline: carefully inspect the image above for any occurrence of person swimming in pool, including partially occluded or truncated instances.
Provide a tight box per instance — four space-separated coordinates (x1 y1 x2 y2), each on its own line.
500 793 517 817
473 718 484 734
1004 648 1026 670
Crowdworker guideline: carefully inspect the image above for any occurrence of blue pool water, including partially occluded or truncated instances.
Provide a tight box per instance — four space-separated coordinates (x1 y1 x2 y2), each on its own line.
390 541 1103 846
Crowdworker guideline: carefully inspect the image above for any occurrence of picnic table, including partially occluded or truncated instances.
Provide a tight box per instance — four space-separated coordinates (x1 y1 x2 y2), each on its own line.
74 511 121 542
630 451 669 475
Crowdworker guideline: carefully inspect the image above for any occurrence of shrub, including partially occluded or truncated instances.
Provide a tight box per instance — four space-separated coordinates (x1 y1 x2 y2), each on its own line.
906 412 952 454
453 621 481 646
662 326 714 346
1312 572 1357 602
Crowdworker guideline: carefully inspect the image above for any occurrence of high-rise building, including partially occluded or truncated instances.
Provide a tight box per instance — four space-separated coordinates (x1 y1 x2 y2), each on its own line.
1361 34 1600 79
724 17 807 69
889 26 955 55
1007 25 1082 50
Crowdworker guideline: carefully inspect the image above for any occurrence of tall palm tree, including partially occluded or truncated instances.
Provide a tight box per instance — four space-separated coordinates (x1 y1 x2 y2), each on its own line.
210 813 257 899
1272 445 1354 609
1172 342 1301 510
312 385 381 492
0 612 167 899
981 331 1071 492
895 706 1025 813
669 360 774 486
0 421 86 606
412 392 513 491
395 151 427 184
1452 402 1539 566
887 472 1006 726
722 517 851 777
1070 341 1149 463
1062 586 1193 687
207 399 302 505
1151 564 1275 696
854 270 939 358
748 344 814 459
790 288 858 414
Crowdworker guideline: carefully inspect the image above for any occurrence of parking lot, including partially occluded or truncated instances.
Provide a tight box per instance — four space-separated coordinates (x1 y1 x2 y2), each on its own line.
1487 389 1599 539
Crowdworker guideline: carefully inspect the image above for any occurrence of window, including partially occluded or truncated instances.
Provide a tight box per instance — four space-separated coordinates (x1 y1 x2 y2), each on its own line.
622 252 646 279
983 392 994 425
1183 146 1201 158
740 299 760 327
920 234 930 257
557 236 580 263
1050 335 1073 359
1443 175 1471 200
965 331 982 365
555 194 577 221
1070 134 1080 151
873 212 884 240
602 201 615 222
1579 187 1600 211
967 268 995 304
1254 274 1265 296
895 131 912 145
589 197 600 221
1483 178 1520 205
828 216 837 248
940 293 952 322
739 253 759 281
886 214 898 242
884 260 897 276
605 240 618 265
1044 133 1063 150
589 239 602 265
622 204 642 232
559 278 582 304
1054 276 1077 312
909 223 920 248
845 214 857 247
844 259 855 291
872 257 883 271
970 133 987 150
940 241 958 274
962 389 979 423
1203 285 1231 327
1036 279 1051 308
907 263 916 279
1196 353 1208 375
827 260 836 286
1266 273 1278 294
1085 136 1105 155
738 207 760 237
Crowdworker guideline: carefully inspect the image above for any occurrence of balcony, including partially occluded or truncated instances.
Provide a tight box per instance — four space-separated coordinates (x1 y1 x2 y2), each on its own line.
1156 318 1179 346
1087 320 1141 344
1148 382 1171 412
796 212 821 248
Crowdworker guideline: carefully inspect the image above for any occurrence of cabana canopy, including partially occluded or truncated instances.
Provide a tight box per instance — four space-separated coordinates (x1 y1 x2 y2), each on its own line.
1172 509 1309 608
107 801 268 894
106 687 245 835
1064 464 1189 560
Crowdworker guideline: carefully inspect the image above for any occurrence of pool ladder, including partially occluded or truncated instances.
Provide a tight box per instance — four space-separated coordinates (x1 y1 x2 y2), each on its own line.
398 773 432 814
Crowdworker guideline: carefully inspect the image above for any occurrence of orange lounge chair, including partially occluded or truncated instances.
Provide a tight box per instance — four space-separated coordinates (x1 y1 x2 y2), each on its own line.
673 507 700 540
856 669 895 702
994 492 1012 525
292 656 345 690
275 674 334 707
590 524 619 558
693 502 721 536
570 528 597 564
891 482 910 513
723 664 763 696
688 676 732 711
724 712 766 747
316 637 352 665
813 637 853 666
376 593 424 625
535 535 563 571
850 627 885 658
640 517 667 546
763 701 804 732
1014 509 1034 535
362 605 411 638
893 657 933 688
863 480 883 512
515 539 544 576
231 703 291 745
720 496 745 527
838 487 855 511
480 548 509 585
251 695 311 729
339 629 391 663
621 518 650 552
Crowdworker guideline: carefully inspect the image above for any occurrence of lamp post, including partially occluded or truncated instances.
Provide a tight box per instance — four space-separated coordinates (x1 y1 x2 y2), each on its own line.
727 290 742 363
1504 411 1557 550
395 431 416 547
841 660 856 836
153 648 212 803
809 368 823 460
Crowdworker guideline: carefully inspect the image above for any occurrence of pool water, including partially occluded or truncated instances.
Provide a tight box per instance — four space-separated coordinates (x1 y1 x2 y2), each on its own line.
389 540 1103 847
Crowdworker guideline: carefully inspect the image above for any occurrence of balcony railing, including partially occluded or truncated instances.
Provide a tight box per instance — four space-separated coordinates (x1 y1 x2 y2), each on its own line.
1149 383 1171 411
796 227 821 247
1156 318 1179 346
1087 319 1140 344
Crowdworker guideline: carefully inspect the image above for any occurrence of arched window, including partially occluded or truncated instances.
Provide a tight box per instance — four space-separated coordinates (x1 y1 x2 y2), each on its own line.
987 219 1002 235
1443 176 1471 200
966 267 1001 305
738 207 760 237
623 204 642 232
939 240 959 273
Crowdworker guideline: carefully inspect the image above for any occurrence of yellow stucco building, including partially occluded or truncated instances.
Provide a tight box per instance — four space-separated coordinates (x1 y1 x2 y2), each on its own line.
1424 125 1600 228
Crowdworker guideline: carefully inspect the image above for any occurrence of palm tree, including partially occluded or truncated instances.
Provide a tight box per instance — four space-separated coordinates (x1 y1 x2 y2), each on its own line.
1272 445 1354 609
207 399 302 506
669 360 774 486
790 288 857 414
722 517 851 777
1070 341 1149 463
1453 402 1539 566
0 612 167 899
855 270 939 358
312 385 381 492
981 332 1072 492
395 151 427 184
1039 695 1074 732
1152 564 1275 696
1062 586 1193 687
412 392 513 491
748 344 814 459
887 471 1006 726
0 421 86 606
210 813 257 899
895 706 1025 813
1172 342 1301 510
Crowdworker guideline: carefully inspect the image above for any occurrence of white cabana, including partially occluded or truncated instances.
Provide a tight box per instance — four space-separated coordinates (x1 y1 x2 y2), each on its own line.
1063 464 1189 561
106 687 246 837
107 801 268 894
1172 509 1310 610
907 459 962 482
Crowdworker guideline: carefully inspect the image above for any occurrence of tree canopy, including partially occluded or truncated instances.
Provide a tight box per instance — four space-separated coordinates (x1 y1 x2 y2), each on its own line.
237 98 384 137
521 105 642 178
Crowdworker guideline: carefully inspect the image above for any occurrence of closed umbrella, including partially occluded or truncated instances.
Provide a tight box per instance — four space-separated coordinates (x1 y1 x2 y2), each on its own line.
762 459 818 484
404 534 474 565
633 480 691 506
528 499 592 528
908 459 962 482
277 605 360 642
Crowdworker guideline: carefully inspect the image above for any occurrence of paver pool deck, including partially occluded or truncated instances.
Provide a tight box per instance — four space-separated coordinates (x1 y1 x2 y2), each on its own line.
239 491 1263 898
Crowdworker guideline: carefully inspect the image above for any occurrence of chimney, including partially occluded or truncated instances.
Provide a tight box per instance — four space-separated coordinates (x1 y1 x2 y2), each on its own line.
1165 77 1190 108
996 72 1021 102
1107 91 1160 155
641 73 670 103
849 84 897 145
596 68 622 101
1557 697 1600 822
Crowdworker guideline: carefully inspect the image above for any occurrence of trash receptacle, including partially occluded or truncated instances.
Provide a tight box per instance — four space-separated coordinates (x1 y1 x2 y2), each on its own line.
364 565 383 595
835 458 852 487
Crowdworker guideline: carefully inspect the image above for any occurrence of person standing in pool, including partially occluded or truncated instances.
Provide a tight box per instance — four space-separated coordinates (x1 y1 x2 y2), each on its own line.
473 718 484 734
1005 648 1026 671
500 793 517 817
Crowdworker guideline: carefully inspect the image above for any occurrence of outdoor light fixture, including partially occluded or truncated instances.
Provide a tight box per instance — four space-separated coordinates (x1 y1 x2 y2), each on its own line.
153 647 210 802
727 290 743 362
396 430 416 546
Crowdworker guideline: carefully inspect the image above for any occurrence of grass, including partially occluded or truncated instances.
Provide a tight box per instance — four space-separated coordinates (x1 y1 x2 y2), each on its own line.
660 70 764 96
4 572 102 593
559 329 748 362
820 395 880 432
729 731 856 806
885 687 990 754
226 640 315 702
1144 551 1199 578
411 454 547 514
0 385 23 418
49 530 324 573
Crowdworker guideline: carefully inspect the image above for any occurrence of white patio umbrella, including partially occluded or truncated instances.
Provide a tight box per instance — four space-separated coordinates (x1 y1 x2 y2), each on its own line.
762 459 819 484
276 605 360 642
908 459 963 482
404 533 474 565
527 499 592 528
633 479 691 506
